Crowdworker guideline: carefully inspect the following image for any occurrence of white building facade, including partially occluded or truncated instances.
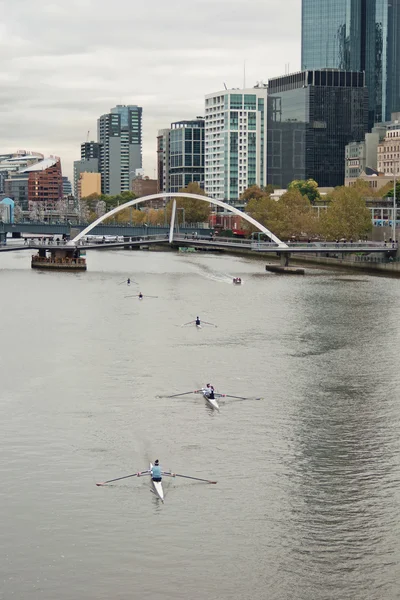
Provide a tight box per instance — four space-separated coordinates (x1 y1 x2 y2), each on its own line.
204 87 267 202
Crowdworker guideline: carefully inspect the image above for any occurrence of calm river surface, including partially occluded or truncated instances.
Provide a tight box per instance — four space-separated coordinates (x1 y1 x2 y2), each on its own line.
1 248 400 599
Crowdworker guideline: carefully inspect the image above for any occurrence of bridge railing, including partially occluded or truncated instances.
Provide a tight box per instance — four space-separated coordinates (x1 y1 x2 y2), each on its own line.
285 241 389 248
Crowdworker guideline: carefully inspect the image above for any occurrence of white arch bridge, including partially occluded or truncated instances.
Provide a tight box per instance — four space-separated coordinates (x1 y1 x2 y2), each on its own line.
70 192 288 248
56 192 391 261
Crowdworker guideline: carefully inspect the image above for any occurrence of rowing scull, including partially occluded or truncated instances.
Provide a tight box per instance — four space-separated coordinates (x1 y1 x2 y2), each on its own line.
200 388 220 411
149 462 164 502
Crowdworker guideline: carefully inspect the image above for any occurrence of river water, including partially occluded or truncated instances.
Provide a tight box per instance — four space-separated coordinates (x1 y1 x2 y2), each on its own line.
1 248 400 599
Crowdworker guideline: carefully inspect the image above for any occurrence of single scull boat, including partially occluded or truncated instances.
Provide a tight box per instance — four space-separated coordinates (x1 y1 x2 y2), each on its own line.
149 462 164 502
200 388 220 411
96 463 217 503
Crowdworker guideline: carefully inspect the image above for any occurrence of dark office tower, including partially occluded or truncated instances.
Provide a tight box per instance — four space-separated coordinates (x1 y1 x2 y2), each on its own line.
81 142 101 160
267 70 369 188
301 0 400 125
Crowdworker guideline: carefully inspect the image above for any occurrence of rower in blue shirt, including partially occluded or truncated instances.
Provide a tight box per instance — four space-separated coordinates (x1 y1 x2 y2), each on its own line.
195 316 201 326
151 460 162 482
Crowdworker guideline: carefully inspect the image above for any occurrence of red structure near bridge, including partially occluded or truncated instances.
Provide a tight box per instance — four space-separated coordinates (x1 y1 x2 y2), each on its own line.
209 212 247 236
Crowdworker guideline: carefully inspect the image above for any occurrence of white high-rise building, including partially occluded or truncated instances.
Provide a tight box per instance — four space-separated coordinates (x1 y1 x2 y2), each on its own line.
204 86 267 202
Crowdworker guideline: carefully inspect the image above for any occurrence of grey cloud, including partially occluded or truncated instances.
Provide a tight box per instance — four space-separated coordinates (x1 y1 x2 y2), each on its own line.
0 0 300 179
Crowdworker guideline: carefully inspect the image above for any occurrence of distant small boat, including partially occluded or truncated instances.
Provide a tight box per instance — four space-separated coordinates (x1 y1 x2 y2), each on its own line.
233 277 242 285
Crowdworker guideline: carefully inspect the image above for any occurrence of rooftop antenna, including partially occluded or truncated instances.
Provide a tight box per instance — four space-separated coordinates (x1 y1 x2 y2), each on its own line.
223 82 227 90
243 60 246 89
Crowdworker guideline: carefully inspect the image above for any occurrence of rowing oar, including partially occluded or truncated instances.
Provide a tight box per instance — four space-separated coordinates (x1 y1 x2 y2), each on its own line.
181 321 195 326
202 321 217 327
221 394 264 401
124 294 152 298
173 473 217 484
96 472 140 486
166 390 196 398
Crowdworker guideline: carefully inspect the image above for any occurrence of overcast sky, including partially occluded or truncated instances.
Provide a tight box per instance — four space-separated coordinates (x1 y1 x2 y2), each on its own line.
0 0 301 181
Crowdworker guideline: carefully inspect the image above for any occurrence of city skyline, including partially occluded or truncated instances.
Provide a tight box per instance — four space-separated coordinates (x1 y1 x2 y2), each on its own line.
0 0 301 181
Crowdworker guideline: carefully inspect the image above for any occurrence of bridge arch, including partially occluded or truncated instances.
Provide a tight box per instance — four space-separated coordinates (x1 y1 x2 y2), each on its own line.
70 192 288 248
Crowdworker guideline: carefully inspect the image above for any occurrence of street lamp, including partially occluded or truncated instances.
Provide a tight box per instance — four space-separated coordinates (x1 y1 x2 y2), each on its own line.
390 158 398 243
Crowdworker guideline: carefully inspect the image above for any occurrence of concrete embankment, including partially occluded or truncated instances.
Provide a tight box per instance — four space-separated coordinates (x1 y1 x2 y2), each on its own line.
280 252 400 276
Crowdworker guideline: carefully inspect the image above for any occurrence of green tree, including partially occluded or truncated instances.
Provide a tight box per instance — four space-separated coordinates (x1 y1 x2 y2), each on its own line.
166 182 210 224
246 189 317 239
245 193 276 234
263 184 275 195
347 179 383 199
320 186 372 240
385 181 400 198
288 179 320 204
240 185 269 203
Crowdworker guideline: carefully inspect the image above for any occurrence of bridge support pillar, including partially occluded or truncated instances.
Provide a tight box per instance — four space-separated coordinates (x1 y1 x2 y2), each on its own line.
280 252 290 267
169 200 176 244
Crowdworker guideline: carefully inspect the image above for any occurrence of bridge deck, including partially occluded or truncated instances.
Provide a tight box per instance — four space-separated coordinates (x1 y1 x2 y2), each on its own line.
0 234 393 254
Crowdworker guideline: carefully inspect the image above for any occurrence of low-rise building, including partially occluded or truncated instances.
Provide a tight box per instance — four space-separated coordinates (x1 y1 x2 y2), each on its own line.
377 113 400 177
345 124 387 179
77 172 101 200
131 176 160 207
73 158 99 198
345 171 393 191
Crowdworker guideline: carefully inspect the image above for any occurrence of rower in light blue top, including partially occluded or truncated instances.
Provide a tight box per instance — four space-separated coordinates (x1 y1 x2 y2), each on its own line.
151 460 162 482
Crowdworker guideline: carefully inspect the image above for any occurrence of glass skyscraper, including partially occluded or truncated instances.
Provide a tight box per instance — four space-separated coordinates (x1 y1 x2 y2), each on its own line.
156 119 205 193
169 120 205 193
267 70 369 188
301 0 400 125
